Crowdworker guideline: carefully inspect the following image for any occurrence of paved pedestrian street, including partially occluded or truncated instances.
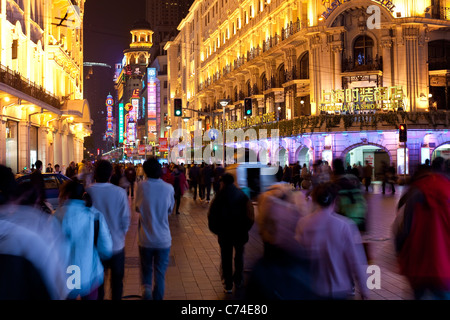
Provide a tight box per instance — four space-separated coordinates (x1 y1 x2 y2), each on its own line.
106 183 413 301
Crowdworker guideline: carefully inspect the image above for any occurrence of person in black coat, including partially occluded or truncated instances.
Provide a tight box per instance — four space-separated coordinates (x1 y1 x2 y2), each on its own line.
208 173 255 293
189 163 200 201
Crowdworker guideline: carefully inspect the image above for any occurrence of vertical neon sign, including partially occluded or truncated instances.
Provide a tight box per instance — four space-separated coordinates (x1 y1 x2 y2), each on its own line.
147 68 157 136
119 102 124 143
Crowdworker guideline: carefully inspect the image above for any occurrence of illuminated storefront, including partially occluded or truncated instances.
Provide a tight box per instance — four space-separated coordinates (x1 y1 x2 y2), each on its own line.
0 1 92 172
165 0 450 174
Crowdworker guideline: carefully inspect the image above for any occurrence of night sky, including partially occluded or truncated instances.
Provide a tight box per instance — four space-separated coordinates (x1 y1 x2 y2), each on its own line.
83 0 146 155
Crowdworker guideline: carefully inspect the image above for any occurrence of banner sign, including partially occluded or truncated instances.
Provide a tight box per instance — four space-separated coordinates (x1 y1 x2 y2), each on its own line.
319 86 405 112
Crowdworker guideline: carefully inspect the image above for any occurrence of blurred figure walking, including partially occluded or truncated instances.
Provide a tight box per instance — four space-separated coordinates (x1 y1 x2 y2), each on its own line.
208 173 255 293
295 183 369 300
55 179 113 300
0 165 70 300
394 157 450 300
247 183 316 299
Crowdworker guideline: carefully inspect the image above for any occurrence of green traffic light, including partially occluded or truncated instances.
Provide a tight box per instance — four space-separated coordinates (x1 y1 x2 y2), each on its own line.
246 109 251 115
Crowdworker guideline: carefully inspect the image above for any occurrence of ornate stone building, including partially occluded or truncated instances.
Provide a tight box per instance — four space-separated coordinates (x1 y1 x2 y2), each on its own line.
0 0 92 173
166 0 450 176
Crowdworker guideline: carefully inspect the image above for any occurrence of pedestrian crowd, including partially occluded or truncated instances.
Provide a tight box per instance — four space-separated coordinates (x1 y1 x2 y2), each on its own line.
1 155 449 300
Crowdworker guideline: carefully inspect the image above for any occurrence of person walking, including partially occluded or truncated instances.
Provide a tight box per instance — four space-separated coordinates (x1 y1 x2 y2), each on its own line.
135 157 175 300
394 160 450 300
0 165 70 300
292 161 301 189
382 162 396 195
208 173 255 293
189 163 200 201
125 163 137 198
87 160 131 300
136 163 145 182
213 163 225 195
172 165 188 215
247 183 315 299
65 161 78 179
55 179 113 300
295 182 369 300
363 161 373 192
30 160 50 213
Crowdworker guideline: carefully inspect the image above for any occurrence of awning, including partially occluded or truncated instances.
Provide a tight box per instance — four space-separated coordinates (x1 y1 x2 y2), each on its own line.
61 99 93 124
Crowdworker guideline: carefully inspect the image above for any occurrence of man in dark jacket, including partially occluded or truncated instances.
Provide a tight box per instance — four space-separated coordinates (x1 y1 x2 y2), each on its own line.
208 173 255 293
189 163 200 201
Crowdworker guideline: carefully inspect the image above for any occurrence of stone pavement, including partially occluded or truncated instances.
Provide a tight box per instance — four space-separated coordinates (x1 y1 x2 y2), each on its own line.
104 181 414 300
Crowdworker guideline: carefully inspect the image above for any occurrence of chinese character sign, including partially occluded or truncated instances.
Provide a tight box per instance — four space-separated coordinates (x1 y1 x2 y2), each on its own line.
319 86 405 112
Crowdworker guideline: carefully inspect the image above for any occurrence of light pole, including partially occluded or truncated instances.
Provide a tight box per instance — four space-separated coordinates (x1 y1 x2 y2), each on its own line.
143 135 147 160
166 124 172 162
218 99 230 166
182 117 191 163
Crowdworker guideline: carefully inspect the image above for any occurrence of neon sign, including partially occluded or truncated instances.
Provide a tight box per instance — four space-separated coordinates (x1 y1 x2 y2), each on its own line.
147 68 157 136
106 94 114 138
321 0 395 20
118 103 124 143
319 86 405 112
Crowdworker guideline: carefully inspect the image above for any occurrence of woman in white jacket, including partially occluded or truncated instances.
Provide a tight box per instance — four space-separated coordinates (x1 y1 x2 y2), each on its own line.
55 179 113 300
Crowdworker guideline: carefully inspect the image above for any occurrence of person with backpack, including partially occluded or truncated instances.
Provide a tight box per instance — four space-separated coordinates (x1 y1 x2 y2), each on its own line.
208 173 255 293
332 158 367 233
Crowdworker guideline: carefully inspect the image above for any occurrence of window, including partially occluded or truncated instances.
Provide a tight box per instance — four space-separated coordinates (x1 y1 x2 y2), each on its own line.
353 36 374 66
298 52 309 79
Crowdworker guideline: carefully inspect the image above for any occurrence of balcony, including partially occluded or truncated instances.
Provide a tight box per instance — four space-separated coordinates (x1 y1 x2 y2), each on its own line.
342 56 383 73
0 64 61 109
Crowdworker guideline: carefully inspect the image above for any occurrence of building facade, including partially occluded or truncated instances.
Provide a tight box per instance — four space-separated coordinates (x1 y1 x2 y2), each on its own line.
112 21 170 162
0 0 92 173
166 0 450 176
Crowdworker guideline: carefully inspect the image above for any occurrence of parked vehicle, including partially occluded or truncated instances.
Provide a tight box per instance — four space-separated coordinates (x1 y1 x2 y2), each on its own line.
15 172 71 209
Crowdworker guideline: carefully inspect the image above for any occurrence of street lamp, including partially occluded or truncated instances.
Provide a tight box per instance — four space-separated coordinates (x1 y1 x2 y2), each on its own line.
143 135 148 160
218 99 230 165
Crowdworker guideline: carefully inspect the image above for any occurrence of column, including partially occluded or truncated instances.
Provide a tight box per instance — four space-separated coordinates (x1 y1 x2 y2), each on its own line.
381 36 393 87
0 120 5 166
18 121 29 172
332 42 343 89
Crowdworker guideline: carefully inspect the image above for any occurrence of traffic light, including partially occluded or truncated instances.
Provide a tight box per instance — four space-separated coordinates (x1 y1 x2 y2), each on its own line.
244 98 252 116
399 124 407 142
174 98 182 116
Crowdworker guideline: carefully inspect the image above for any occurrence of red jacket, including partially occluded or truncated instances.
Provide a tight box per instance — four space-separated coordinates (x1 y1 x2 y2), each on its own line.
397 173 450 289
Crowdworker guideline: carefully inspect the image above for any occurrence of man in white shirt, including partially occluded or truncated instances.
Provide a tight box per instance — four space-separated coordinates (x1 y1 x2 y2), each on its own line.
87 160 131 300
135 157 175 300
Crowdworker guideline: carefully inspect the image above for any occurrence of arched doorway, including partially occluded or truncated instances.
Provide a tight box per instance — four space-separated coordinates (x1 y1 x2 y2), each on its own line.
342 144 391 181
296 147 312 169
278 147 289 167
432 143 450 161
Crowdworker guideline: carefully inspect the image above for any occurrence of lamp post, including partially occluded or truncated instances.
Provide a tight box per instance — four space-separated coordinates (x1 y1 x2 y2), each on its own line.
218 99 230 165
166 124 172 162
182 117 191 163
143 135 147 160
